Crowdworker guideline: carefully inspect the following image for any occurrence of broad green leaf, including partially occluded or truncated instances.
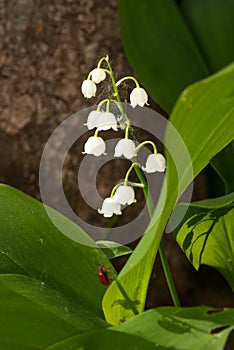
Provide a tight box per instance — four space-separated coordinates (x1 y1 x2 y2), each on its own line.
46 331 156 350
0 253 26 275
96 241 132 259
210 142 234 194
166 62 234 196
177 0 234 194
173 193 234 290
0 274 107 350
177 0 234 191
119 0 234 193
0 184 112 318
103 63 234 324
180 0 234 72
45 307 234 350
119 0 234 113
119 0 209 112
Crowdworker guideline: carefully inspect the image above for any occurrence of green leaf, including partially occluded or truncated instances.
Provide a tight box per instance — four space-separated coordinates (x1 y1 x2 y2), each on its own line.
103 63 234 325
45 307 234 350
96 241 132 259
0 184 112 318
0 253 26 275
119 0 209 112
173 193 234 290
210 142 234 193
0 274 107 349
176 0 234 191
119 0 234 112
180 0 234 72
119 0 234 191
166 62 234 196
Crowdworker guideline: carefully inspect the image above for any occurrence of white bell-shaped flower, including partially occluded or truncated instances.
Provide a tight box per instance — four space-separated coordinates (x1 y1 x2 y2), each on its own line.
84 111 103 130
98 197 122 218
81 80 97 98
130 87 148 108
82 136 106 156
84 111 118 131
113 186 136 205
142 153 166 173
97 112 118 131
114 139 136 159
91 68 106 84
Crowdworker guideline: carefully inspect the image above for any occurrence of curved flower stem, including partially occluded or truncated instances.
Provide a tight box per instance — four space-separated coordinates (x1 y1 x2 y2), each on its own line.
110 183 122 198
116 76 140 88
94 129 99 137
97 56 128 123
110 181 144 198
125 121 131 139
132 160 180 307
106 100 110 113
124 162 138 186
97 99 109 111
87 68 112 80
97 55 110 69
129 182 145 188
135 141 158 155
97 98 125 118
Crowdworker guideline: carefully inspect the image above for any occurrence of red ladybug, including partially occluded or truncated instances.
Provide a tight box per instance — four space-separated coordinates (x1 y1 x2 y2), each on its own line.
98 265 113 286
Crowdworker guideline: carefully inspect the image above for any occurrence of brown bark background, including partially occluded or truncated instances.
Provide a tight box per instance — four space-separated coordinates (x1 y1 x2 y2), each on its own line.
0 1 233 346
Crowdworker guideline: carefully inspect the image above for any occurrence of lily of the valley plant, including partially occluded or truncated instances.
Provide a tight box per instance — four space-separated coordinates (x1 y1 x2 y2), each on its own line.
80 57 181 314
81 55 166 218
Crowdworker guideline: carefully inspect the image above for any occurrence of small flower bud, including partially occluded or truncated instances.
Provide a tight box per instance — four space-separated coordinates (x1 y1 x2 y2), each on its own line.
98 197 122 218
81 80 97 98
130 87 148 108
113 186 136 205
142 153 166 173
91 68 106 84
82 136 106 156
114 139 136 159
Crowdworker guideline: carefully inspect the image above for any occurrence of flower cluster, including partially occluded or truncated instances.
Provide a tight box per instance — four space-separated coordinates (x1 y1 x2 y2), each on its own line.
98 185 136 218
81 56 166 218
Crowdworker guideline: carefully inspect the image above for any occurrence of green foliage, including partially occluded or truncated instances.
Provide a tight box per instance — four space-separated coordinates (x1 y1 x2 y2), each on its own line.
119 0 234 112
173 193 234 290
103 63 234 325
180 0 234 72
0 1 233 347
210 143 234 193
166 62 234 196
0 184 113 317
119 0 209 112
119 0 234 197
96 241 132 259
0 274 107 350
46 307 234 350
1 184 233 349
